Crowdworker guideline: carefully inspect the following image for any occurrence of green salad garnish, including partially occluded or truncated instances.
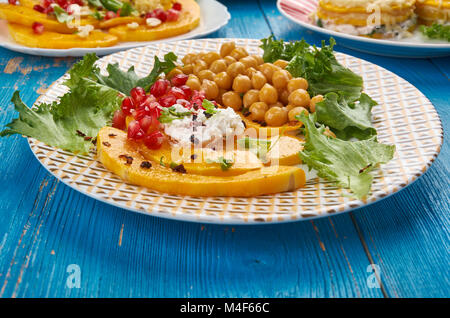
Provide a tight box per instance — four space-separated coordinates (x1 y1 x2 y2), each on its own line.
420 23 450 42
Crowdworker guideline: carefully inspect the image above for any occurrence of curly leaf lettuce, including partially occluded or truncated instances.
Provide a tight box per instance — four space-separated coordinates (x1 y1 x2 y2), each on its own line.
316 92 377 140
1 78 123 154
297 113 395 199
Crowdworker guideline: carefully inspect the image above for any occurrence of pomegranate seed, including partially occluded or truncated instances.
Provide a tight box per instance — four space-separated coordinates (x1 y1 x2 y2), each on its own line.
70 0 83 5
166 9 180 22
179 85 192 99
171 74 188 87
8 0 17 5
150 79 169 97
172 2 182 11
130 87 146 104
158 95 176 108
140 95 157 108
112 110 126 130
134 105 150 121
145 11 156 19
154 9 167 22
139 114 160 133
42 0 54 7
127 120 145 140
176 99 191 109
144 131 164 150
150 104 162 117
33 4 46 13
121 97 134 115
105 11 116 20
44 6 54 13
32 22 44 34
168 86 186 100
56 0 66 7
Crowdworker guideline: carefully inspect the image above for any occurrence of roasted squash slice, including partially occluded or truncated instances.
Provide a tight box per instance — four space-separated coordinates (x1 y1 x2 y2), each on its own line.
99 16 144 29
8 23 118 48
0 4 99 33
97 127 305 197
108 0 200 42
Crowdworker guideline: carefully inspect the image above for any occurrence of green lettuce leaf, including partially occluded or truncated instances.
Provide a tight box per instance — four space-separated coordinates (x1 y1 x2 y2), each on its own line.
297 113 395 199
65 52 178 95
316 92 377 140
0 78 123 154
52 5 73 24
95 52 178 94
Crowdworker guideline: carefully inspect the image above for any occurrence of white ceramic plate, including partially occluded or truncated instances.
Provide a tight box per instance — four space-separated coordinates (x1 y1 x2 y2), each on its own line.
0 0 230 57
27 38 443 224
277 0 450 58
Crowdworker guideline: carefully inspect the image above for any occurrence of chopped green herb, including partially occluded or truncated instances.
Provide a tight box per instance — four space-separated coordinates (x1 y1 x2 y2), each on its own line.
420 23 450 42
206 157 234 171
158 106 192 123
159 156 166 166
52 5 72 24
202 99 217 115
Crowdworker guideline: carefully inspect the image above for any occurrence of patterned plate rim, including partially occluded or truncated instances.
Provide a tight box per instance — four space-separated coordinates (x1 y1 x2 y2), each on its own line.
27 38 444 224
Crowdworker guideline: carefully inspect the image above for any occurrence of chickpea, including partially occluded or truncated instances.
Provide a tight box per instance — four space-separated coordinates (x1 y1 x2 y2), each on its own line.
272 69 290 89
249 102 269 122
182 53 196 65
198 69 215 82
288 89 310 107
220 42 236 57
166 67 183 79
243 89 260 108
265 106 288 126
180 64 194 74
279 89 290 105
214 72 232 90
259 83 278 105
202 52 221 65
309 94 324 113
285 104 296 112
269 101 284 108
232 75 252 93
230 47 249 60
245 67 257 79
226 61 246 78
258 63 277 83
186 75 201 91
201 80 219 100
251 71 267 90
193 60 208 74
274 59 289 69
209 59 228 73
287 77 308 93
216 88 227 105
222 91 242 111
288 107 309 122
240 56 257 69
251 55 264 65
224 55 237 65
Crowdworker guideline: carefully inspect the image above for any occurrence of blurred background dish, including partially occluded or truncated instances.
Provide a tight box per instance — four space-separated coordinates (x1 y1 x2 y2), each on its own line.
277 0 450 57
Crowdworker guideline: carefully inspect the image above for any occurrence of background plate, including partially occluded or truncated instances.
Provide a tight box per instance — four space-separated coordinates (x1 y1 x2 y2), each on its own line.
28 38 443 224
0 0 230 57
277 0 450 58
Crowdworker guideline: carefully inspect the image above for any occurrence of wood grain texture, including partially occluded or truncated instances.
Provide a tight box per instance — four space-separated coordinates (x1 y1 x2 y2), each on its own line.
0 0 448 298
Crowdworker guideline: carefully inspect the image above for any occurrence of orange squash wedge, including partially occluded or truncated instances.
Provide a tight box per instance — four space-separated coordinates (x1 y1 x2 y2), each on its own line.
108 0 200 42
8 23 118 48
97 127 306 197
0 4 99 33
98 16 144 29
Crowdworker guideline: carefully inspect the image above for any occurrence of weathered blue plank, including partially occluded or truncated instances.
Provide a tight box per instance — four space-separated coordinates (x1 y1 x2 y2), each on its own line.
0 0 448 298
258 0 450 297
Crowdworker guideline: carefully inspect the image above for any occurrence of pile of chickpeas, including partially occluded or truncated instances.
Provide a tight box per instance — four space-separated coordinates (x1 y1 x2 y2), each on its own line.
168 41 324 127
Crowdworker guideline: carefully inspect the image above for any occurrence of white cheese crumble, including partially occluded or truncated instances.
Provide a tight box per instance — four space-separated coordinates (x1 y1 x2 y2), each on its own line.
76 24 94 38
127 22 140 29
163 104 245 147
146 17 162 27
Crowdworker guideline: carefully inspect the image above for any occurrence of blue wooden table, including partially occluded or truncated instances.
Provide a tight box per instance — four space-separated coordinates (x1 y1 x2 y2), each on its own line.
0 0 449 298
